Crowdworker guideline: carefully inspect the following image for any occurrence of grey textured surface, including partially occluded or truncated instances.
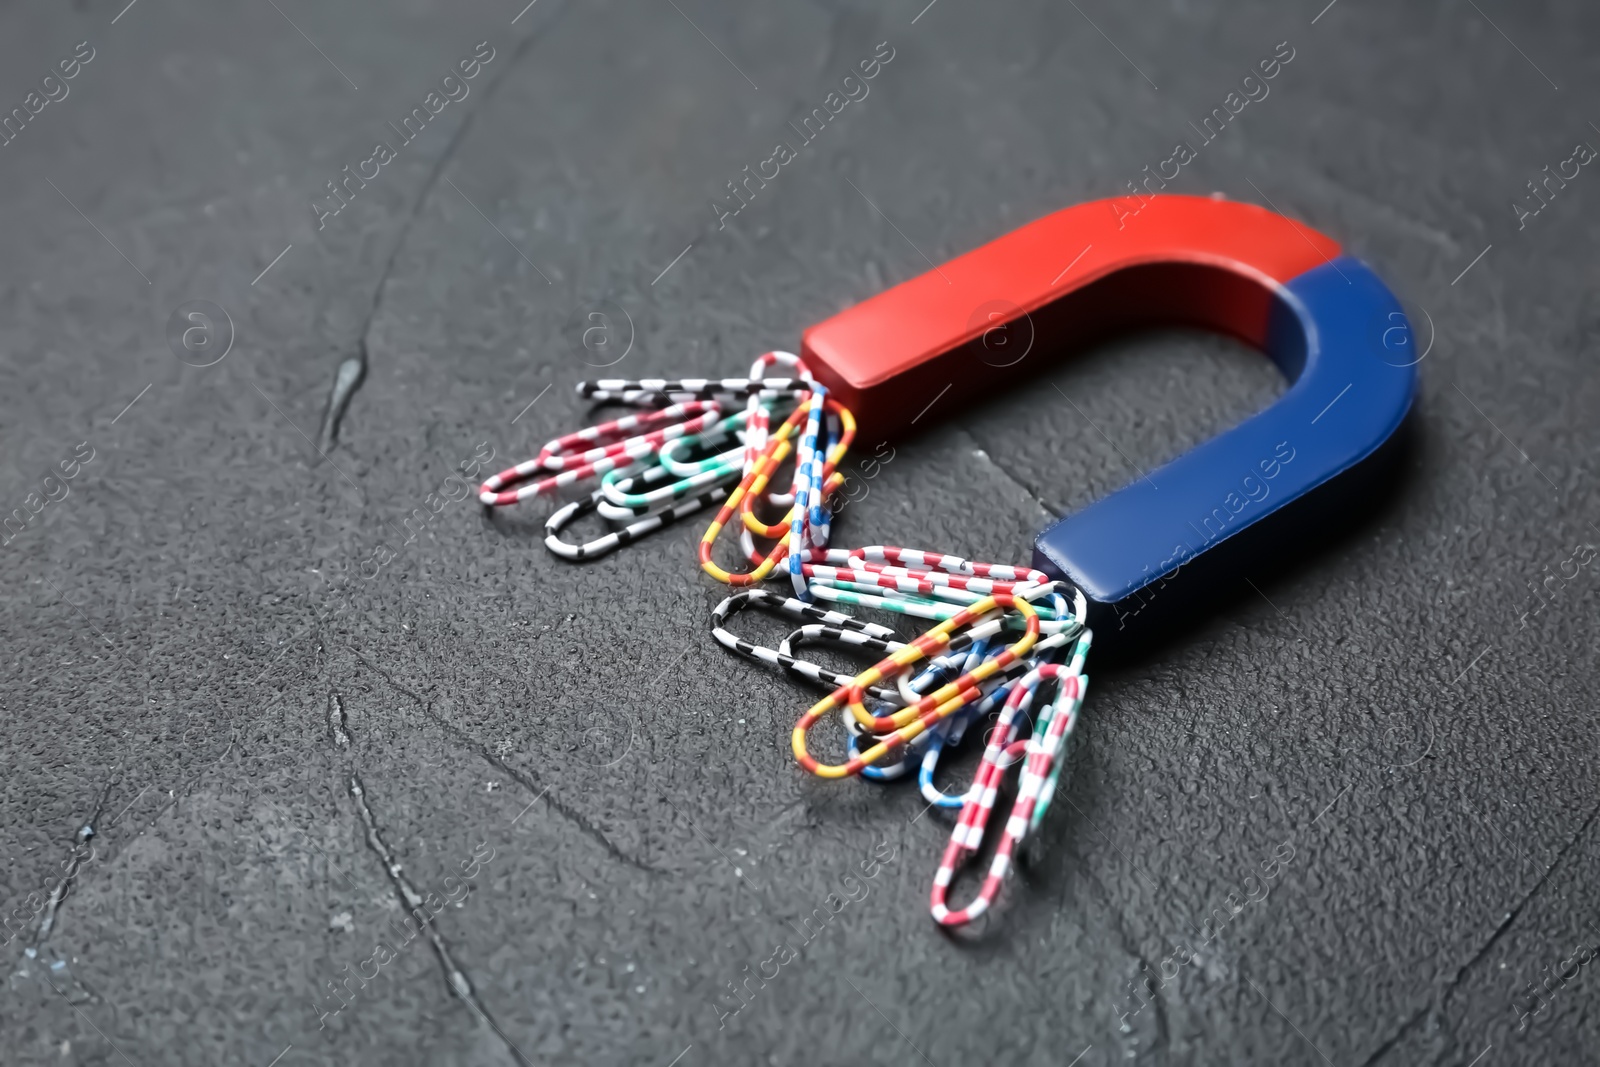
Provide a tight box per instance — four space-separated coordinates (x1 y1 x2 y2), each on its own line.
2 1 1598 1064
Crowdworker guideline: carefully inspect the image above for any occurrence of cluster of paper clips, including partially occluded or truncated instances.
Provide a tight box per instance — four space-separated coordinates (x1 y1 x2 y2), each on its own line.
478 353 1093 927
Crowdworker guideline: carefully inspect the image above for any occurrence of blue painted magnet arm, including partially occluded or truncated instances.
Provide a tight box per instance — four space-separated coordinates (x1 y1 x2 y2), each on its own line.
1032 257 1418 607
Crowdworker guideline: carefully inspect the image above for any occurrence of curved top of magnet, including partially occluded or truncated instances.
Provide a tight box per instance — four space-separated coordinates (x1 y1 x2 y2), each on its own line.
800 194 1419 610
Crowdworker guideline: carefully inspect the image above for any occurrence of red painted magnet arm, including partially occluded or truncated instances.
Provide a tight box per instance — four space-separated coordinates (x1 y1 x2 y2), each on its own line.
800 194 1341 443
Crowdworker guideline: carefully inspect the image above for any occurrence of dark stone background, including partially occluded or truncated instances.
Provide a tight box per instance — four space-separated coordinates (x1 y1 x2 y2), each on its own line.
1 1 1596 1064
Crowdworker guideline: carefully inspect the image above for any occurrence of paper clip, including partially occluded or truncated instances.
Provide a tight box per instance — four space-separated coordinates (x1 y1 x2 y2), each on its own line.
593 465 739 522
578 377 811 403
784 385 832 596
854 639 993 784
1026 639 1092 833
914 638 996 808
698 413 810 585
593 408 753 519
709 588 905 704
545 474 730 561
698 400 852 586
742 352 811 503
917 714 979 808
930 661 1088 926
846 729 920 780
775 621 912 701
790 591 1044 779
481 400 724 506
821 550 1051 595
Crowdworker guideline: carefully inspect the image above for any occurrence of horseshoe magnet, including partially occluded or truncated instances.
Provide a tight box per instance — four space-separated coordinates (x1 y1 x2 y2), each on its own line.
800 194 1418 634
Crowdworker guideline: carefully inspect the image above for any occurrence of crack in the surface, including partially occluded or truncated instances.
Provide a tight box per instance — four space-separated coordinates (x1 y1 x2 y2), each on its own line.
351 649 662 875
319 2 571 451
322 681 528 1063
1358 796 1600 1066
484 748 661 875
327 690 351 749
27 775 116 950
1358 1001 1429 1067
349 773 531 1067
13 775 120 1006
957 425 1058 519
